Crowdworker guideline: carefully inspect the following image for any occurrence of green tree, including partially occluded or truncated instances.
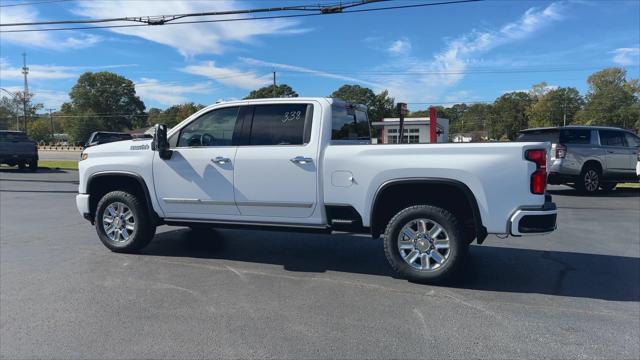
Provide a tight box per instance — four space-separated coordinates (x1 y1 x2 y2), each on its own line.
459 103 492 134
154 103 205 128
330 85 376 107
61 111 105 144
146 108 162 127
368 90 396 122
27 117 52 143
575 67 639 128
63 72 145 131
528 87 584 128
491 92 533 140
245 84 298 99
0 96 20 130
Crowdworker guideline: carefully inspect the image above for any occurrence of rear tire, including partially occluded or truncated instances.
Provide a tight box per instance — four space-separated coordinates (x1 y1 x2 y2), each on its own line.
95 190 156 252
383 205 467 283
576 166 601 194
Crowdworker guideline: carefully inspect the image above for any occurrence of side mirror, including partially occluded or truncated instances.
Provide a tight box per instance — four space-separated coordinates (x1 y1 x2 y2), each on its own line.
152 124 173 160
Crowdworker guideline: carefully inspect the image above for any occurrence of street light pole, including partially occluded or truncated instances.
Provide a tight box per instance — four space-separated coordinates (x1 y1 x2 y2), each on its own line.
47 108 56 141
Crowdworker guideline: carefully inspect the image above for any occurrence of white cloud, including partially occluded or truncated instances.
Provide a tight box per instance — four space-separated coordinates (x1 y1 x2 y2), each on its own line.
369 2 566 103
135 78 215 106
1 58 78 81
612 47 640 66
72 0 303 56
0 6 103 50
0 58 139 82
239 57 382 88
181 61 271 90
387 38 412 55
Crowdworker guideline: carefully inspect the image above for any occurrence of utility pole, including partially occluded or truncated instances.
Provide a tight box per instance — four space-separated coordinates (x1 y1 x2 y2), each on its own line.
272 71 277 98
47 108 56 142
562 92 567 127
21 53 30 134
396 102 407 144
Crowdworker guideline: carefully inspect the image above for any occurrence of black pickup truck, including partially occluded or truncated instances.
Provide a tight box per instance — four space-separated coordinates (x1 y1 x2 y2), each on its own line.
0 131 38 171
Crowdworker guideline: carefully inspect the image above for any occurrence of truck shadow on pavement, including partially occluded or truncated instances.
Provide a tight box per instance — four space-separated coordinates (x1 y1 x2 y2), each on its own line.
141 228 639 302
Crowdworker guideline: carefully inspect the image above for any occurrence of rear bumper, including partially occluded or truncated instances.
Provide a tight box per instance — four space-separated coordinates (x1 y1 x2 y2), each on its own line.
509 197 557 236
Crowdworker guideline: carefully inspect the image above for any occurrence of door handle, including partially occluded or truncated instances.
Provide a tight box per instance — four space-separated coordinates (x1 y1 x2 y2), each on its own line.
212 156 230 165
290 156 313 164
607 150 615 154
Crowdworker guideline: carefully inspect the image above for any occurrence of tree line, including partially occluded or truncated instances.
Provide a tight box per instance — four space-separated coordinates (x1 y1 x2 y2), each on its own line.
0 67 637 143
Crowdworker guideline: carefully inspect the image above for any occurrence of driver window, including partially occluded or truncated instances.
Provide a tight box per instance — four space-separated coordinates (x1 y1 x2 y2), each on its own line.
177 107 240 147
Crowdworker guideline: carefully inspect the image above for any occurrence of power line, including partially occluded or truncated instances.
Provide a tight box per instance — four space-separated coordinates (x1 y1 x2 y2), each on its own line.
0 0 73 8
0 0 482 33
0 0 387 26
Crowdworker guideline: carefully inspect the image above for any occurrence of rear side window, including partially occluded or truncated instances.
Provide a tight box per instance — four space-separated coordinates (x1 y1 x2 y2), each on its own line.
599 130 627 147
559 129 591 144
249 104 312 146
516 130 559 143
0 132 29 142
331 104 371 142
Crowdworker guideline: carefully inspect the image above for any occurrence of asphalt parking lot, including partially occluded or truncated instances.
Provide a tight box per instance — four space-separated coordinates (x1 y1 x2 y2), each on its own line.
1 169 639 359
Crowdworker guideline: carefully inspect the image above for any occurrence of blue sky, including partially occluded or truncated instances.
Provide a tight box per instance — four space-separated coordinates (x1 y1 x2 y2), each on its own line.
1 0 639 111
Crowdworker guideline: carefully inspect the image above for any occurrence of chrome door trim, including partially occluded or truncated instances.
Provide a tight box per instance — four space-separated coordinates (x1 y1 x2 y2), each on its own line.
162 198 313 208
163 198 236 206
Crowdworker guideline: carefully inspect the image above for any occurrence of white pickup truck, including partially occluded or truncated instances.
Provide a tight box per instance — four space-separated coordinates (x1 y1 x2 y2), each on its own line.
76 97 557 282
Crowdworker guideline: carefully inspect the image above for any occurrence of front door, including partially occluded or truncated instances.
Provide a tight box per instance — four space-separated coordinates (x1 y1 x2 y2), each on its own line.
599 130 634 176
233 103 319 218
153 106 241 218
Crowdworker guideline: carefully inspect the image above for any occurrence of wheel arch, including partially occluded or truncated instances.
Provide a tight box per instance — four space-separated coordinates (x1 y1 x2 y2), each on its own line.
370 178 487 243
582 159 603 173
86 171 160 225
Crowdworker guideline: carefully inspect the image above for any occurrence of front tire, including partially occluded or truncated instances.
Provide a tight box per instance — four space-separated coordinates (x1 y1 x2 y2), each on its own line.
383 205 467 283
95 190 156 252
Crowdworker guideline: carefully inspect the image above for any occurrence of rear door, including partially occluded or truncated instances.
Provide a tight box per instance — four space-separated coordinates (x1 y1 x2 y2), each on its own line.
599 130 634 175
233 102 319 218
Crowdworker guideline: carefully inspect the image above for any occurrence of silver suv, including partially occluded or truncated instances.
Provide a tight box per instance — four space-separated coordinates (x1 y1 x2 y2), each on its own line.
517 126 639 193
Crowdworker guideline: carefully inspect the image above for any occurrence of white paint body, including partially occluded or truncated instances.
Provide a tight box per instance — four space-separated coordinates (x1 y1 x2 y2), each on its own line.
77 97 551 235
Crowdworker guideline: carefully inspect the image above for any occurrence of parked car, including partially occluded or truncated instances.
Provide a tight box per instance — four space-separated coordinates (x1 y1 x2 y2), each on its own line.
517 126 640 193
84 131 133 149
76 97 557 283
0 130 38 171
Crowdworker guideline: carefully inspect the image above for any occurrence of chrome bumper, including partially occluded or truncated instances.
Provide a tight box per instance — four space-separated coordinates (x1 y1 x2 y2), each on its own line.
509 199 557 236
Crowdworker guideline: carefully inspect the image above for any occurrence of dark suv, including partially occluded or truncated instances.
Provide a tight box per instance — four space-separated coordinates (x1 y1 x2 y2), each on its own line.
517 126 639 193
0 131 38 171
84 132 133 149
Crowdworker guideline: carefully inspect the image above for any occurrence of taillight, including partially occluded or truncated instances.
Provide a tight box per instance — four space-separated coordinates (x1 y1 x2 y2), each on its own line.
526 149 547 195
555 144 566 159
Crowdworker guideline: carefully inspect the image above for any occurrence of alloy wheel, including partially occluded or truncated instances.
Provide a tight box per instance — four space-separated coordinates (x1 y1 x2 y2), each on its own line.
102 202 135 243
397 218 451 271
